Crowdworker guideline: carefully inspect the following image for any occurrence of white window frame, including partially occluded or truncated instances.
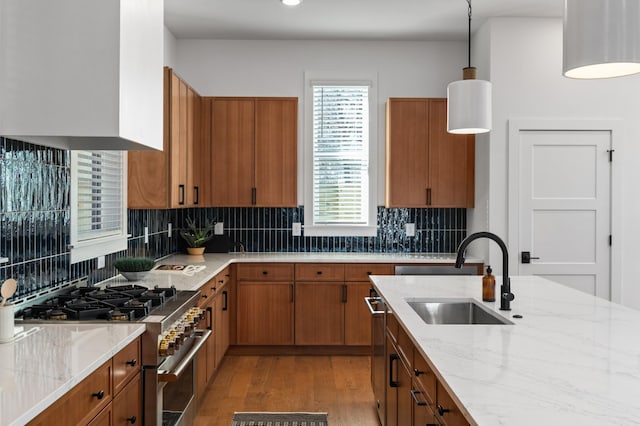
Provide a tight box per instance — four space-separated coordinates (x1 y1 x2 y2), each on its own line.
70 151 128 263
303 70 378 237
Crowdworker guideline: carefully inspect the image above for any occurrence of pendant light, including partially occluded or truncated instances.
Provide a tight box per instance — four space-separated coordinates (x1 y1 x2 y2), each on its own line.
563 0 640 79
447 0 491 134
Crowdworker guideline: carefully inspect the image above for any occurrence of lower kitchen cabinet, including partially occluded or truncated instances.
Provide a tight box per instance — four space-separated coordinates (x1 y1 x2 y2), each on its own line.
237 281 294 345
112 372 142 425
295 282 345 345
214 283 230 367
345 282 373 345
28 338 142 426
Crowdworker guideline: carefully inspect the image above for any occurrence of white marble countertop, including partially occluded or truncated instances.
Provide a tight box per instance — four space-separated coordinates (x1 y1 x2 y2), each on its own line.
369 275 640 425
103 252 483 292
0 322 145 426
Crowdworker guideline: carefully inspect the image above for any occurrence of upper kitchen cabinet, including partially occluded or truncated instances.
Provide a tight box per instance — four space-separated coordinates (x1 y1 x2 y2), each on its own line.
128 68 205 209
0 0 163 150
385 98 474 208
210 97 298 207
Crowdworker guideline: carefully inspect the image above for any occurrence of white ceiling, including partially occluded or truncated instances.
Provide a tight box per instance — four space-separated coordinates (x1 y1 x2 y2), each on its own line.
164 0 563 41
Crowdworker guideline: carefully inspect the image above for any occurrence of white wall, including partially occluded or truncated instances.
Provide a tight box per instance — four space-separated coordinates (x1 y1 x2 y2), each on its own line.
164 26 177 68
479 17 640 309
174 39 466 203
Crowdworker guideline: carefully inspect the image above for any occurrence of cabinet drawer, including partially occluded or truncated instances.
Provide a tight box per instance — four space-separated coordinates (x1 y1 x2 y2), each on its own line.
397 326 414 368
113 372 142 426
436 381 469 426
386 312 399 343
113 338 140 395
213 267 232 289
345 264 394 281
295 263 345 281
237 263 294 281
28 360 113 426
413 350 437 405
198 277 217 308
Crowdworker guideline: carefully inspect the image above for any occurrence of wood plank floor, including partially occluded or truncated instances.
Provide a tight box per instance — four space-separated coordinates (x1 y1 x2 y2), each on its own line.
194 355 379 426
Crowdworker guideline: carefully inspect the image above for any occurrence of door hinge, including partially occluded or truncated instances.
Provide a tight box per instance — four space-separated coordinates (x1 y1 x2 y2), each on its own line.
607 149 615 162
609 235 612 246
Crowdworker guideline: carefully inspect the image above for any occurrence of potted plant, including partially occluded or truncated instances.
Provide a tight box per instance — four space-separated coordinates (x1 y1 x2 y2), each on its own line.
113 257 155 281
180 217 216 255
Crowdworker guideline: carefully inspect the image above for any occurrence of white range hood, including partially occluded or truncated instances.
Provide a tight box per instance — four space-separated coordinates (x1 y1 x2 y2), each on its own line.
0 0 164 151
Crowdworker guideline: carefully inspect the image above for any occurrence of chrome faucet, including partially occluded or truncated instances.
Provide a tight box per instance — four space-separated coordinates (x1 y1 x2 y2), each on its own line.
455 232 515 311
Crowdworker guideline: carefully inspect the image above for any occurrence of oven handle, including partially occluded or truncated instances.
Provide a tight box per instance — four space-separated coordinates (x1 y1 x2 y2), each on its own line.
158 329 212 382
365 297 385 315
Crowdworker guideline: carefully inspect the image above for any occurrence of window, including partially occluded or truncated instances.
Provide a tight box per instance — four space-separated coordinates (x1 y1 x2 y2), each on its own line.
304 72 378 236
70 151 127 263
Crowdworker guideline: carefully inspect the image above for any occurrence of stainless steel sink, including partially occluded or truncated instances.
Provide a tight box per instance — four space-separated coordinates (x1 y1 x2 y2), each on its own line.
407 299 513 325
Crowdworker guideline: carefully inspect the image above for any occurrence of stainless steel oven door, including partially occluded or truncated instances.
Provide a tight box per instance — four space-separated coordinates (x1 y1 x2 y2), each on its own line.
156 329 211 426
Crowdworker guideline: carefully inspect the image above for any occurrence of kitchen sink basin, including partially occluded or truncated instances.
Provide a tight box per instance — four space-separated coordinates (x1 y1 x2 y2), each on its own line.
407 299 513 325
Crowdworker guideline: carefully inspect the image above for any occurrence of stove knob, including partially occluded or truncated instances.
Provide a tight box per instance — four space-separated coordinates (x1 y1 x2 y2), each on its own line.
159 339 170 357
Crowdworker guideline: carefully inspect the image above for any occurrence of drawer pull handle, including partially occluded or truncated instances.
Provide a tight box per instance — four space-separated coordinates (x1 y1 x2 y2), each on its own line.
127 415 137 424
218 279 224 283
201 294 208 299
262 271 268 275
367 271 372 275
411 389 428 406
126 359 137 367
316 271 322 275
414 368 425 377
389 353 400 388
92 390 105 400
437 405 450 416
212 287 217 292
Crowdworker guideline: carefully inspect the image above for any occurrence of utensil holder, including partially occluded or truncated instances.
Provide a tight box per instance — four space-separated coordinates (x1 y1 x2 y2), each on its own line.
0 304 15 343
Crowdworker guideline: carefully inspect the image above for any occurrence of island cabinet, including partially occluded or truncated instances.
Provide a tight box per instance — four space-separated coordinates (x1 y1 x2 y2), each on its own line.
28 337 142 426
236 263 295 345
128 67 205 209
385 98 474 208
383 313 470 426
209 97 298 207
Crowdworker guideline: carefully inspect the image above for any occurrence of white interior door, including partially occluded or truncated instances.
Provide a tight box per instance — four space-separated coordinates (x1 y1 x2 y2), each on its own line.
509 121 613 299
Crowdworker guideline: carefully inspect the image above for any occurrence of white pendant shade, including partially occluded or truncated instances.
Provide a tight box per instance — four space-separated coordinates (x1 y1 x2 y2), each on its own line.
563 0 640 79
447 78 492 134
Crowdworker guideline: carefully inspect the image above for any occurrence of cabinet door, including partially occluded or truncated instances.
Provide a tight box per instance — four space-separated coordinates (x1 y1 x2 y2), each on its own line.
214 286 230 368
169 73 189 208
211 98 255 206
436 381 468 426
186 86 204 207
112 372 142 426
345 282 373 345
427 99 475 208
87 405 112 426
295 282 345 345
237 282 294 344
386 334 399 426
127 68 171 209
254 98 298 207
397 358 413 426
385 98 429 207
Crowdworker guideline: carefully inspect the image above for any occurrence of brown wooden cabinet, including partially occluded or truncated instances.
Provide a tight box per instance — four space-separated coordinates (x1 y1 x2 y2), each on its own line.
236 264 294 345
112 372 142 426
209 97 297 207
295 281 345 345
345 264 394 346
29 338 142 426
385 98 474 208
214 281 230 367
128 67 204 209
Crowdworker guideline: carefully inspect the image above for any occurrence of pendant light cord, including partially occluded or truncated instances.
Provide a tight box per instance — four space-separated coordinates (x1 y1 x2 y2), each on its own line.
467 0 472 68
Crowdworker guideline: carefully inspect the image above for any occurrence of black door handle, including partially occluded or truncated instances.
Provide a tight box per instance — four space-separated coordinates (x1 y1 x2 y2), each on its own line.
521 251 540 264
389 353 400 388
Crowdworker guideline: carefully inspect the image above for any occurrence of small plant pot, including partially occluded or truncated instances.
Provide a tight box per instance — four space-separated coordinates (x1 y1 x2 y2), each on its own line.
119 271 149 281
187 247 206 255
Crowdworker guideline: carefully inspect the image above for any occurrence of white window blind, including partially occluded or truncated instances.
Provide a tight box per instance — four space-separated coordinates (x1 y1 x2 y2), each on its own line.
70 151 127 263
312 85 370 225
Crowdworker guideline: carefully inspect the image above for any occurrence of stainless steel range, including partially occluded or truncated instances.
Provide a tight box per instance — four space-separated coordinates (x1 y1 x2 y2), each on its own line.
19 282 210 426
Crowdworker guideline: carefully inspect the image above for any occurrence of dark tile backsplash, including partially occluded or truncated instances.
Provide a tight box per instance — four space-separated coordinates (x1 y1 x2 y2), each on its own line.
1 137 467 303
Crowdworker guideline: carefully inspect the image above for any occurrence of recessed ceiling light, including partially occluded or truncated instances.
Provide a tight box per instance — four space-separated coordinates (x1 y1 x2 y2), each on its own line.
281 0 302 6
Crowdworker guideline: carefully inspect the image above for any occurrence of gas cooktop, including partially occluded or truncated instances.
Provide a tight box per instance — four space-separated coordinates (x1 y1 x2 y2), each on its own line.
20 284 180 322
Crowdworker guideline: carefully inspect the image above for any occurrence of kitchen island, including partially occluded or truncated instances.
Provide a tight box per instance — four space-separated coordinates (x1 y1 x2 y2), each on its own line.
0 323 145 426
370 274 640 425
